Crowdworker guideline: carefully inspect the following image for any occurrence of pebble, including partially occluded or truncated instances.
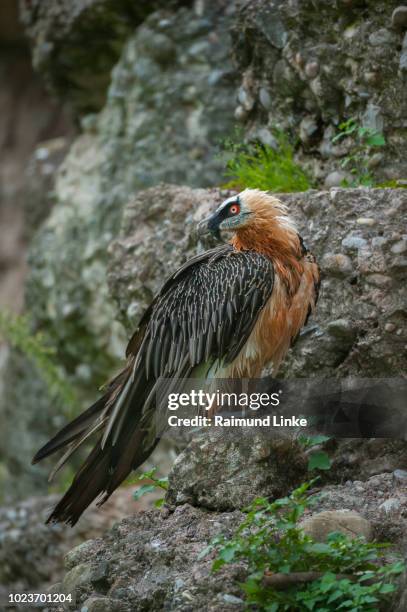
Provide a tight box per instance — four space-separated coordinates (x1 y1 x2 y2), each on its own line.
341 234 367 251
379 498 401 513
305 61 319 78
356 217 376 226
254 128 276 150
385 323 396 332
324 171 348 188
322 252 353 276
238 87 255 111
299 115 319 145
222 594 244 605
234 105 248 121
259 87 272 110
391 240 407 254
367 152 384 168
369 28 395 46
326 319 355 339
393 469 407 484
391 6 407 29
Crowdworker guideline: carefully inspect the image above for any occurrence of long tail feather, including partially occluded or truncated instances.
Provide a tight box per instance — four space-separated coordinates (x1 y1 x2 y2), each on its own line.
33 360 160 525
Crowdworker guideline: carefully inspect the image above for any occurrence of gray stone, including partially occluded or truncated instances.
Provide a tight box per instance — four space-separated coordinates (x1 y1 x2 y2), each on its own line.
379 498 402 513
259 87 272 110
341 234 368 251
393 469 407 484
400 34 407 71
222 593 244 605
299 115 319 145
166 431 307 511
305 61 319 79
324 171 348 188
254 7 288 49
363 102 384 134
301 510 373 542
81 598 125 612
62 563 93 596
368 28 395 46
255 127 278 149
392 6 407 30
322 252 353 276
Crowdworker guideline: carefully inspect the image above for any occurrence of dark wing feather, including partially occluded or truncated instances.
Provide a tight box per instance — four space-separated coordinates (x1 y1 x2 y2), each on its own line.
34 244 274 525
140 245 274 377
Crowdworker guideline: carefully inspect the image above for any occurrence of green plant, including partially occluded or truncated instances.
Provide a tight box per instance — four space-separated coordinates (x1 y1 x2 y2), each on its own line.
132 467 168 508
0 309 78 410
201 482 404 611
222 131 312 193
332 118 386 187
298 435 332 472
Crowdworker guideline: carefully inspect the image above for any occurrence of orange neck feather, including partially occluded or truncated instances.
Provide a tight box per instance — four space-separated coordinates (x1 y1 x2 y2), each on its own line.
230 192 304 295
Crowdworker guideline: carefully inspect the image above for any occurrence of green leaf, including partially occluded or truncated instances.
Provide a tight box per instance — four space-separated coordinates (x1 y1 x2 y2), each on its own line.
156 477 169 490
212 558 225 572
365 133 385 147
308 451 332 471
379 583 396 594
220 544 238 562
133 484 157 500
137 468 157 480
154 498 165 508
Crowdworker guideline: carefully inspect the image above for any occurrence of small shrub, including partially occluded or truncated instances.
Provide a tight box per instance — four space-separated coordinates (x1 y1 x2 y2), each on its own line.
222 131 312 193
298 434 332 472
0 309 78 411
132 467 168 508
201 482 404 611
332 118 386 187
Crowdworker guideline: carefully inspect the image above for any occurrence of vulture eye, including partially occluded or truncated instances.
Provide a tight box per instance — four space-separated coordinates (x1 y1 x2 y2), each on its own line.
229 203 240 215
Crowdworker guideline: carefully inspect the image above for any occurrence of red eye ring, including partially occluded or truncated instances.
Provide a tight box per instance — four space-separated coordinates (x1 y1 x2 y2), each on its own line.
229 204 240 215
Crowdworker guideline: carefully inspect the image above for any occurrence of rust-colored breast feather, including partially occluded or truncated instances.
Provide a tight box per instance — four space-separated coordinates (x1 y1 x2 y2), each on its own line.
228 191 320 377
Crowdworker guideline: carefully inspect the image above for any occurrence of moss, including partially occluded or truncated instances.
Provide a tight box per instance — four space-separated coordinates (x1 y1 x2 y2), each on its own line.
222 131 312 193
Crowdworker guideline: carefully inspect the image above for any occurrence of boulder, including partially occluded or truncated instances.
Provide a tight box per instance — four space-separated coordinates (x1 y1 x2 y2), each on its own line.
300 510 373 542
165 431 307 510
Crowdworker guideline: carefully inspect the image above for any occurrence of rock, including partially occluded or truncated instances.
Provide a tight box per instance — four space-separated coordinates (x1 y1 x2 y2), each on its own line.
369 28 396 46
80 597 125 612
301 510 373 542
322 253 353 277
379 498 402 513
62 562 94 598
166 431 307 511
58 505 246 611
392 6 407 30
341 233 368 251
324 170 348 188
299 115 319 146
305 61 319 79
400 33 407 71
394 469 407 484
0 487 142 596
259 87 272 110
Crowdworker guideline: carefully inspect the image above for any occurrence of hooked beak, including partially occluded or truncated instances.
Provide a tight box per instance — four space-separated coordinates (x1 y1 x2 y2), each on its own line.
197 212 222 241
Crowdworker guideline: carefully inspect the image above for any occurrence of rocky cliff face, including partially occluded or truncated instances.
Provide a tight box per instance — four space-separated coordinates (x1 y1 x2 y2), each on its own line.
233 0 407 182
49 471 407 611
